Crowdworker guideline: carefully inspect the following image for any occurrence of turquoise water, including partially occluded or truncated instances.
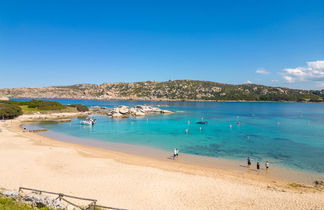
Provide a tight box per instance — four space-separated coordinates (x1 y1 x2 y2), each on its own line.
14 99 324 173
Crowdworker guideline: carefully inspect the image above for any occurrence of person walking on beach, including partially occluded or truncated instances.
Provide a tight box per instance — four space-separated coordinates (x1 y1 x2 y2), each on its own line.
265 161 269 170
173 148 179 159
247 157 251 167
256 161 260 170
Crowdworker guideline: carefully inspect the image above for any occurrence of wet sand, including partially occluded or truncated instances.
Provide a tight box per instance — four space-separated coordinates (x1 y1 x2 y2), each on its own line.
0 115 323 209
26 124 324 185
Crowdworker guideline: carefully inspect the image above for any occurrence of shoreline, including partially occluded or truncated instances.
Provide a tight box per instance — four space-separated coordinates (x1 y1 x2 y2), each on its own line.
12 114 324 185
8 97 324 103
1 114 323 209
23 122 324 185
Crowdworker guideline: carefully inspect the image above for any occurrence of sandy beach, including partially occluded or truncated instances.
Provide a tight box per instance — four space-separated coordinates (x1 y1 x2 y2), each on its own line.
0 114 323 210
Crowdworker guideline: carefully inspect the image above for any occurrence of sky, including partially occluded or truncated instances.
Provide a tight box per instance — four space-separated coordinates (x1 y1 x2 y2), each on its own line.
0 0 323 89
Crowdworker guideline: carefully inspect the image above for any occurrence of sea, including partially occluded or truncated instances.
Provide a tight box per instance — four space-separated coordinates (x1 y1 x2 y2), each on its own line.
13 98 324 175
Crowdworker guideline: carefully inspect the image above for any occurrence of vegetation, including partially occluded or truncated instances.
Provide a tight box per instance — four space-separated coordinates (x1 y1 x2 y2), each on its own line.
23 100 66 110
0 99 88 115
0 103 23 119
0 196 52 210
67 104 89 112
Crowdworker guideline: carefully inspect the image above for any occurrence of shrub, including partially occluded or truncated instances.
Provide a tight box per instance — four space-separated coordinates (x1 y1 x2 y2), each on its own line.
26 99 66 110
67 104 89 112
0 103 23 119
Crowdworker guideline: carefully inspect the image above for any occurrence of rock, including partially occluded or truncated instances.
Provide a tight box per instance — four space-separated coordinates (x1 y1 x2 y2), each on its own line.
2 190 19 197
161 110 173 114
111 112 124 118
23 193 64 209
108 105 175 118
118 106 129 114
135 111 145 116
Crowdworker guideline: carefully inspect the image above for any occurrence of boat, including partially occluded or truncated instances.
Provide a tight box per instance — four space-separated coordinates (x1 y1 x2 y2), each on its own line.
196 121 208 124
80 118 96 125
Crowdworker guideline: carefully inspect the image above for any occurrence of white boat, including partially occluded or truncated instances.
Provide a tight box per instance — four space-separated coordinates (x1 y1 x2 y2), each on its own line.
80 118 96 125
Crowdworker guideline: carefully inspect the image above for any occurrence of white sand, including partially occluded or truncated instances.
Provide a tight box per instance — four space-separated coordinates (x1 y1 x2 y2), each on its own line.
0 118 323 210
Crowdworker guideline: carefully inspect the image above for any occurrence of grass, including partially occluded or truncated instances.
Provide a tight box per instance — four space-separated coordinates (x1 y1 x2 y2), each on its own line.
0 195 52 210
20 105 78 114
287 183 313 189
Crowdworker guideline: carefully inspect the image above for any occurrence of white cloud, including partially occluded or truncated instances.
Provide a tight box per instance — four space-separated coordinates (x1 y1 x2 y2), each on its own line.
256 68 269 75
271 79 279 83
282 60 324 83
246 80 252 84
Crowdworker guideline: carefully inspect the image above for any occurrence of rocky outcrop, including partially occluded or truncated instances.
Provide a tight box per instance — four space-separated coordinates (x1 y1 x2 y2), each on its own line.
107 105 173 118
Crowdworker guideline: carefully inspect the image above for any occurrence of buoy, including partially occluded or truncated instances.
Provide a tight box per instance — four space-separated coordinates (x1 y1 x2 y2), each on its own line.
229 124 232 128
185 129 189 134
237 122 241 125
187 120 191 124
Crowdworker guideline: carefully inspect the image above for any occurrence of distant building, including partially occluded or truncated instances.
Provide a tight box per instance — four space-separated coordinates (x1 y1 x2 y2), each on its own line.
321 90 324 95
0 96 9 101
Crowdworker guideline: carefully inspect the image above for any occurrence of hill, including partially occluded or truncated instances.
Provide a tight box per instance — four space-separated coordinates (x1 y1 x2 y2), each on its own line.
0 80 323 102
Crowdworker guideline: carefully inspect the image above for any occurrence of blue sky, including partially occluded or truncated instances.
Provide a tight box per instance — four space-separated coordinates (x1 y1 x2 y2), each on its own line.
0 0 323 89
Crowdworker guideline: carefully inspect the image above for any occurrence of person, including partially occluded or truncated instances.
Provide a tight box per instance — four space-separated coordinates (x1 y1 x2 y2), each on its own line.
247 157 251 167
257 161 260 170
173 148 179 159
265 161 269 170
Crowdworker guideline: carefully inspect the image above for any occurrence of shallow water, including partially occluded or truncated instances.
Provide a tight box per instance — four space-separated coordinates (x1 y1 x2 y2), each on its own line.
15 98 324 174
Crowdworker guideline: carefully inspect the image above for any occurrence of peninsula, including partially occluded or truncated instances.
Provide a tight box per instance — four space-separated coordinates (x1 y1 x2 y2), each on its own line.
0 80 323 102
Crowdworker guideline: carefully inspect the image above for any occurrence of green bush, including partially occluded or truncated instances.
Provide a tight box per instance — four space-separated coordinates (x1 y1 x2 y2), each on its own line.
0 103 23 119
26 100 66 110
67 104 89 112
0 196 53 210
1 99 67 110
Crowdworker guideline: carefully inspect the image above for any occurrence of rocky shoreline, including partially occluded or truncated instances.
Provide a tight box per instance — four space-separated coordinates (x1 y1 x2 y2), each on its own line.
90 105 174 118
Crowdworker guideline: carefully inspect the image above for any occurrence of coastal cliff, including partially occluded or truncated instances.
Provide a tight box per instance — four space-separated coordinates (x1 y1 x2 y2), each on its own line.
0 80 323 102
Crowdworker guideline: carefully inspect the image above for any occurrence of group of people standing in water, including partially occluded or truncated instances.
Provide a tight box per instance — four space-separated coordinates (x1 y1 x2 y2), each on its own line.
247 157 269 170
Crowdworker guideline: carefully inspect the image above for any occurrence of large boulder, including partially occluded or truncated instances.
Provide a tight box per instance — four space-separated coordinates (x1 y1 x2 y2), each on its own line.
134 111 145 116
116 106 129 114
111 112 124 118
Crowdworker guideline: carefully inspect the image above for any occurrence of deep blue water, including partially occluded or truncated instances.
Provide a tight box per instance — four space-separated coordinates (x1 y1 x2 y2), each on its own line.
13 98 324 173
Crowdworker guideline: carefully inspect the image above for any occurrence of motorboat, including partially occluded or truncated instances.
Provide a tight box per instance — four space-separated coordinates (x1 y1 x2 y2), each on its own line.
196 121 208 124
80 118 96 125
